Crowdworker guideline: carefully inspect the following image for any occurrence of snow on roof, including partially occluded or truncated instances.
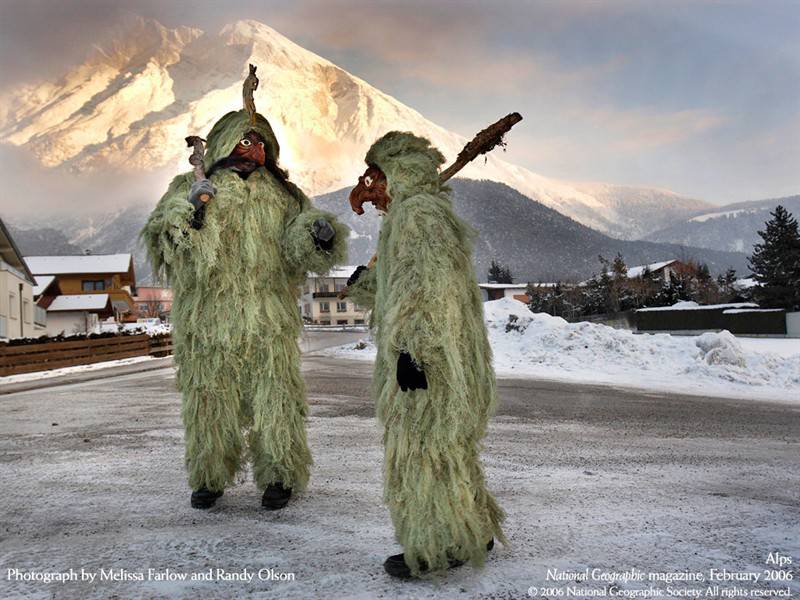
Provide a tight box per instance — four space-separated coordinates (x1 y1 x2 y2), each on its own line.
625 260 676 278
479 283 529 289
309 265 360 279
32 275 55 296
47 294 110 311
733 278 757 289
637 302 759 312
580 260 677 285
723 308 784 314
24 254 132 275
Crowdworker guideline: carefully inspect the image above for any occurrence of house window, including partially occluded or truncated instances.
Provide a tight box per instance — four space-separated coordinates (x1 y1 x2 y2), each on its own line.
23 300 31 324
336 301 347 313
319 302 330 313
82 280 106 291
337 319 348 325
9 293 16 319
334 282 346 292
355 319 365 325
319 283 330 293
303 303 311 315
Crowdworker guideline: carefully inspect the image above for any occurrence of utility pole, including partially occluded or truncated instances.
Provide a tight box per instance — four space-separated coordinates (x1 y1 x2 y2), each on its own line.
18 283 23 337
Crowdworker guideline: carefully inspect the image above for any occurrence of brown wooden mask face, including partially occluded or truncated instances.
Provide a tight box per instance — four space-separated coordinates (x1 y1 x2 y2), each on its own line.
349 166 390 215
230 131 266 166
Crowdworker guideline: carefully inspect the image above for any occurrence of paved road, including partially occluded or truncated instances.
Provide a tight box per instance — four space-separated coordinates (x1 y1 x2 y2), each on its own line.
1 334 798 599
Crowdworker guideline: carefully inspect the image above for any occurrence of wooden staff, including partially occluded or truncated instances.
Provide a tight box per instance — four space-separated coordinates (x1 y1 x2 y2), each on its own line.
243 64 259 125
439 112 522 182
185 136 211 202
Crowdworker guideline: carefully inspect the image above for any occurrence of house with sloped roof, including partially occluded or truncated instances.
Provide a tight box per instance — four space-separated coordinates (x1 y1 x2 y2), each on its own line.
24 253 137 335
43 294 116 337
300 265 369 325
579 259 683 286
0 219 46 339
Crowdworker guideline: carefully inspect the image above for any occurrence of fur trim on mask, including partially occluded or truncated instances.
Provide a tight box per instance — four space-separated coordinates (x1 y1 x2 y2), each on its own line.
202 110 281 171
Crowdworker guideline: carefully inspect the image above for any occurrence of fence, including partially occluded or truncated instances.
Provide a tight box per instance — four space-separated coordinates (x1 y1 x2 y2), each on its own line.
636 307 787 335
0 334 174 377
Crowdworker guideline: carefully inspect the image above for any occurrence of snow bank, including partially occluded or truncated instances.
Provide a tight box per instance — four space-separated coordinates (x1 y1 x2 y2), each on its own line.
326 298 800 403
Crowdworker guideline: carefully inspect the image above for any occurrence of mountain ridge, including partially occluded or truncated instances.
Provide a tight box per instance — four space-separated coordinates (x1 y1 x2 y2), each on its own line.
0 15 711 239
8 178 749 286
645 195 800 253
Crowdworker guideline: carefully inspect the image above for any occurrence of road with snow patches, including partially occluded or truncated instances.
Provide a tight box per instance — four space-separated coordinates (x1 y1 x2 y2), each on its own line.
1 332 798 599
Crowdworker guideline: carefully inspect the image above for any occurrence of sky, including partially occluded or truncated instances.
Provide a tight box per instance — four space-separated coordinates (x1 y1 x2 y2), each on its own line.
0 0 798 211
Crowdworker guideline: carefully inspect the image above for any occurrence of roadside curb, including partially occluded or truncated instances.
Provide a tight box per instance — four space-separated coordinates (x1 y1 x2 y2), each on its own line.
0 356 175 396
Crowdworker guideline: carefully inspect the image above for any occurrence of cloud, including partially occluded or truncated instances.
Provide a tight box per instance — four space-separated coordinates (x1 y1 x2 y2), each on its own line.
0 144 172 221
0 1 796 207
579 106 728 153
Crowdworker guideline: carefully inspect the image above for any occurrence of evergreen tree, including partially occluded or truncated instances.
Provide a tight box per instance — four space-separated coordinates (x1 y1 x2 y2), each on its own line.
654 272 691 306
488 259 514 284
716 268 738 302
611 253 628 279
596 255 615 313
691 262 720 304
748 206 800 310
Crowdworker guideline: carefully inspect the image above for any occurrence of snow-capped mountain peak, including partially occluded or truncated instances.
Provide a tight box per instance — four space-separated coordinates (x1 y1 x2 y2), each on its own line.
0 16 710 238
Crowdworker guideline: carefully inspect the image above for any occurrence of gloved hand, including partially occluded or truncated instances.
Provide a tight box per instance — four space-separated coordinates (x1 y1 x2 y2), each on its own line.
347 265 368 287
397 352 427 392
187 180 216 230
188 179 216 208
312 218 336 251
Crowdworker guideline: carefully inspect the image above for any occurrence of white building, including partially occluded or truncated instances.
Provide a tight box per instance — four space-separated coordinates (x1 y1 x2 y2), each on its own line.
0 219 46 339
43 294 113 336
25 253 137 335
300 266 368 325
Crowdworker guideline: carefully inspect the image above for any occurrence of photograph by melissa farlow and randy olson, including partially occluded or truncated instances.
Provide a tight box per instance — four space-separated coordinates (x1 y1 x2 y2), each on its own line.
0 0 798 598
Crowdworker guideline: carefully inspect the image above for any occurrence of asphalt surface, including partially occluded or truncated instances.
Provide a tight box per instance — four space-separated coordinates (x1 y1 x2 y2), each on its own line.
1 332 798 599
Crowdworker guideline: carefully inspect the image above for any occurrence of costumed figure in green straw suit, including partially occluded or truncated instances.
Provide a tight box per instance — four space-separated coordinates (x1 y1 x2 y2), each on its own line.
346 129 512 578
142 65 348 510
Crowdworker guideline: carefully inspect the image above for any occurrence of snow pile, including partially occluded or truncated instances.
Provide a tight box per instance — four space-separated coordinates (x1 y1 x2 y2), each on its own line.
695 331 746 367
326 298 800 402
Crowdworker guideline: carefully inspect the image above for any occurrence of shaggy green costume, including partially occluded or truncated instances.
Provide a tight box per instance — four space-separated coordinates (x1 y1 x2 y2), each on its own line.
349 132 505 575
142 110 347 494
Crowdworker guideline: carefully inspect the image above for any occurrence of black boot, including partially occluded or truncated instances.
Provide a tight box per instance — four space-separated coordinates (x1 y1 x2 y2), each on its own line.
384 539 495 579
190 487 223 509
261 482 292 510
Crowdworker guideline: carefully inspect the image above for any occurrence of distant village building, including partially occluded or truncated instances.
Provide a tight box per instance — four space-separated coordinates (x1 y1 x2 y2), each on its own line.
479 283 531 302
44 294 116 336
0 219 45 339
580 259 682 286
134 287 173 320
25 254 137 336
624 260 682 281
300 266 368 325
